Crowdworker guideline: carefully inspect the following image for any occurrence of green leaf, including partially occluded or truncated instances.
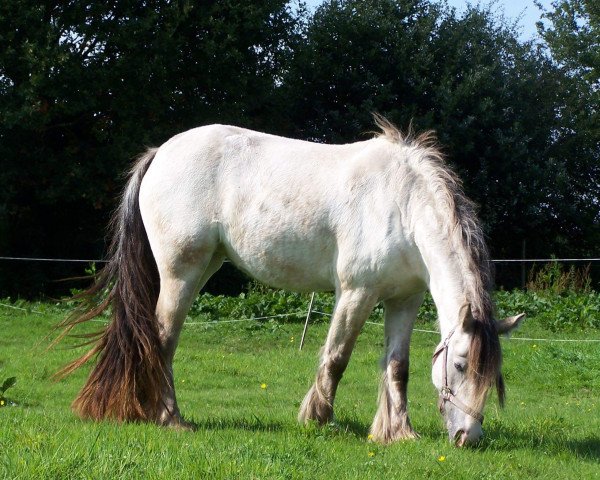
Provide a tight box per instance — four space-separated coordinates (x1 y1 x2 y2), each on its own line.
1 376 16 394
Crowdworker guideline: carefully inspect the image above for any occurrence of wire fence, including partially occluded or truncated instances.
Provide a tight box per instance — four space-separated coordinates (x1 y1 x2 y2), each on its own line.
2 300 599 344
2 255 599 344
2 255 600 290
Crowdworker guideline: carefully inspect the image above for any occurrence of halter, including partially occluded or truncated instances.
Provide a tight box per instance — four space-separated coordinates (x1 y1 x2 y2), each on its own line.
432 328 484 424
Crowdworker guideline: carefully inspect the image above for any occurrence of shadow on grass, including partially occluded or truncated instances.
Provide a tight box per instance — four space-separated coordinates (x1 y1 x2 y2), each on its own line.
329 418 371 438
188 415 284 433
480 424 600 462
184 413 600 462
567 438 600 462
338 418 600 462
187 414 373 439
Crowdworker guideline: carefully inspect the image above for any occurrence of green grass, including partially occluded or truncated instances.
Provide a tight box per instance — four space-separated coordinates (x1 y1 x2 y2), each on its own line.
1 294 599 479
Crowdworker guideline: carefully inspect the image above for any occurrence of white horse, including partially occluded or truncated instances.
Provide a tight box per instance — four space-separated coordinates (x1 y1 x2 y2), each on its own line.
59 116 524 446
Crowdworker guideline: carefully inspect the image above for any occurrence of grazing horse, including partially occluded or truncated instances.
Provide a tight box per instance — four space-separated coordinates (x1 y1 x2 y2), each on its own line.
59 116 524 446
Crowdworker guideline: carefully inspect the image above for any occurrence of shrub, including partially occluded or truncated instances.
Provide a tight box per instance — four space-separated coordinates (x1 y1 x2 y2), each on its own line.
526 262 591 294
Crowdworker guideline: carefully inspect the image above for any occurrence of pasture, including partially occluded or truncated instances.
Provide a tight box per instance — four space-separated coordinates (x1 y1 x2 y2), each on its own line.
1 290 599 479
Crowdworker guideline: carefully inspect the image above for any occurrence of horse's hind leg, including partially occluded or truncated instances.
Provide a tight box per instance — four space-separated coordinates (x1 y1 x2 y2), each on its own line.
370 293 423 443
299 288 377 425
154 252 224 428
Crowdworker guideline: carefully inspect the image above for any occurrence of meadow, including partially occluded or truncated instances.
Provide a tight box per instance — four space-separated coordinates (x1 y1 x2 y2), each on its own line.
1 288 599 479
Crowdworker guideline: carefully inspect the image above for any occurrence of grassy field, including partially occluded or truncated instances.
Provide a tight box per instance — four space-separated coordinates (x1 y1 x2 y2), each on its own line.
1 293 599 479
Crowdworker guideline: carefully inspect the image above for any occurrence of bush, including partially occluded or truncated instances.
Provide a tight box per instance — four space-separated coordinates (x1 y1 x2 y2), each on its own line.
495 289 600 332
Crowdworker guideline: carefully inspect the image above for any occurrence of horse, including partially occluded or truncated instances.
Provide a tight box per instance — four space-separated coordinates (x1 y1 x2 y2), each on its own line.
58 116 524 446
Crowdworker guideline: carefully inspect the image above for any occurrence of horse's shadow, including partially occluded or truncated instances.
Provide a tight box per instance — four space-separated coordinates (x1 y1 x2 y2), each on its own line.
567 438 600 462
184 415 284 433
478 424 600 462
183 416 600 462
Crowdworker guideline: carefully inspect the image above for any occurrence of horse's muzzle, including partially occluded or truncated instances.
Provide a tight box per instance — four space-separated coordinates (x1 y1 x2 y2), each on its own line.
452 423 483 447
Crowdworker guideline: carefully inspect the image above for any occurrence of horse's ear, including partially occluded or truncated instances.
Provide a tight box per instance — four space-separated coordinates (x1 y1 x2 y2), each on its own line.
496 313 526 335
459 303 475 332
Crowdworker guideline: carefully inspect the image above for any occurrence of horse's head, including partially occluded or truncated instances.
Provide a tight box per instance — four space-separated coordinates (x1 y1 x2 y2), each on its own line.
432 304 525 446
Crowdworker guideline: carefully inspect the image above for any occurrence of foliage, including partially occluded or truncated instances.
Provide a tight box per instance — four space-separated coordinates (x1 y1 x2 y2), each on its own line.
190 281 321 322
186 282 600 333
492 261 600 331
538 0 600 83
495 289 600 331
526 261 591 293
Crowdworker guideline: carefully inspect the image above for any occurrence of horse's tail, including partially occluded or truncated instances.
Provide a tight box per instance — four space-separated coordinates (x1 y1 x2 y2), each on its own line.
55 147 167 422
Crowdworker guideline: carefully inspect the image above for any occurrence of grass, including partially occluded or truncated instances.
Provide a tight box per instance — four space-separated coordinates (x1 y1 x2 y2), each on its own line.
0 294 599 479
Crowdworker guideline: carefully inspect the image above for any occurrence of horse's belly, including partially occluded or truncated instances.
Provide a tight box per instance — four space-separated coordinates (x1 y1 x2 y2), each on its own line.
219 208 336 292
224 231 335 292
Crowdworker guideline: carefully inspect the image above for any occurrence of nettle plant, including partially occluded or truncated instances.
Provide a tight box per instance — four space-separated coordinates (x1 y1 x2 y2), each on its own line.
0 376 16 407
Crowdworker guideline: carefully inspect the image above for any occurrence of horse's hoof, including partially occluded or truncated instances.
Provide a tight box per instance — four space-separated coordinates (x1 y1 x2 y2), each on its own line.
167 418 196 431
159 411 196 431
370 427 420 444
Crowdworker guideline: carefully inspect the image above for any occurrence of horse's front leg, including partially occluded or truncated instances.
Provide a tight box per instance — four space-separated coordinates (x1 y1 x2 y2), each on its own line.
298 288 377 425
370 293 423 443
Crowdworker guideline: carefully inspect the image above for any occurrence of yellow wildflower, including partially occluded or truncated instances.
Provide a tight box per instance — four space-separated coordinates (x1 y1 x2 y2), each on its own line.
260 383 267 390
0 399 5 406
367 434 374 441
368 451 375 457
438 455 446 462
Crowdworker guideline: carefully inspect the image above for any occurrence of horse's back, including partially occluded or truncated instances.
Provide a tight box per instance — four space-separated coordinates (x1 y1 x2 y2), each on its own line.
140 125 423 294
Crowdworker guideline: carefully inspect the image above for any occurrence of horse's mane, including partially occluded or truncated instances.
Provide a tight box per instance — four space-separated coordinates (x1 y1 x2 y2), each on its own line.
374 114 504 406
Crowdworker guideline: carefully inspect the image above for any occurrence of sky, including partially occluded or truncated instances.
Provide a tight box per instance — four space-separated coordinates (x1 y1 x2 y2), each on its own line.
303 0 557 42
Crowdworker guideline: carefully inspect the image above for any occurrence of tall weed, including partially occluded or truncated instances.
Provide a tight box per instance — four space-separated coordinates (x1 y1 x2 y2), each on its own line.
526 262 591 294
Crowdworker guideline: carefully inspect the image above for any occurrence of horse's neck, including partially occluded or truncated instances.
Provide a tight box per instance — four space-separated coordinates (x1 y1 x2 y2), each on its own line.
428 261 470 338
413 210 475 337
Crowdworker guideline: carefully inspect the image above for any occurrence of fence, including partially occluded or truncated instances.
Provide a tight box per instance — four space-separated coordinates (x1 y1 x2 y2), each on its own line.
2 255 600 289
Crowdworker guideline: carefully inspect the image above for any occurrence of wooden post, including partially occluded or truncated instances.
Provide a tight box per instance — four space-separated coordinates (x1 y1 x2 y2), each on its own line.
299 292 316 351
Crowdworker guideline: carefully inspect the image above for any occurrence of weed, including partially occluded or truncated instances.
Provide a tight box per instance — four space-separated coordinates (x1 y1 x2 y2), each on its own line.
526 262 591 294
0 376 16 407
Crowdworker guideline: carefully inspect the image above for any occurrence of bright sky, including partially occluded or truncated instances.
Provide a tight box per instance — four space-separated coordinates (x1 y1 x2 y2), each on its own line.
303 0 556 41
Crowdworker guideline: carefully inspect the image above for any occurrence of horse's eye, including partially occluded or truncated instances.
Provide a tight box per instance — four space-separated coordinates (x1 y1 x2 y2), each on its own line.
454 362 466 372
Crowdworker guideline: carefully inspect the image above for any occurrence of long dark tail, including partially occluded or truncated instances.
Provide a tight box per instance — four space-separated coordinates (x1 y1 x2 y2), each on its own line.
56 147 166 422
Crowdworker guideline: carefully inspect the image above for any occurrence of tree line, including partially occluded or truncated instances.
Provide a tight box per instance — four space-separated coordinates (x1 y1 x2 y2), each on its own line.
0 0 598 296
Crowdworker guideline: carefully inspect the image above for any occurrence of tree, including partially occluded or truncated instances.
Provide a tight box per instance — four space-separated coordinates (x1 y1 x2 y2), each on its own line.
282 0 591 271
538 0 599 83
537 0 600 253
0 0 303 296
282 0 443 142
424 6 585 260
